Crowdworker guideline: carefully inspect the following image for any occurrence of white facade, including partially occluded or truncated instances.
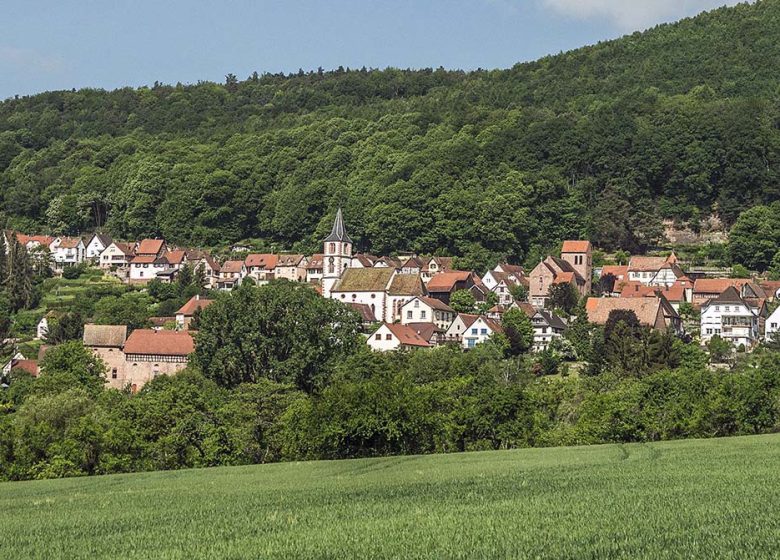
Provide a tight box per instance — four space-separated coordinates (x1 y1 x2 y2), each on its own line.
100 243 133 269
36 317 49 340
531 311 566 352
333 290 386 322
460 317 499 349
367 324 404 351
86 235 110 260
129 260 167 282
765 306 780 342
322 209 352 298
51 239 85 268
400 297 455 331
701 301 759 348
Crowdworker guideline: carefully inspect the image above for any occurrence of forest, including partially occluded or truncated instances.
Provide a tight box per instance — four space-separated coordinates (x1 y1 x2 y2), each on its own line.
2 1 780 269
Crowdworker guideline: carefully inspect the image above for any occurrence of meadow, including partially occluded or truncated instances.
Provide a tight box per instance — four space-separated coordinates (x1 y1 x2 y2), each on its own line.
1 434 779 559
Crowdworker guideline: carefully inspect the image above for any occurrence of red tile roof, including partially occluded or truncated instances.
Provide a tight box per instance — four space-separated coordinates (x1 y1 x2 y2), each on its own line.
57 236 83 249
176 295 214 316
383 323 432 347
166 250 187 265
693 278 751 295
306 254 324 269
245 253 278 269
561 240 591 253
123 329 194 356
136 239 165 255
130 255 158 264
426 271 472 292
601 265 628 279
220 260 245 274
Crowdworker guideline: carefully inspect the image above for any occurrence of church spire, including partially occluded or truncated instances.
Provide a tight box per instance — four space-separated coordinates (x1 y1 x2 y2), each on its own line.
324 208 352 244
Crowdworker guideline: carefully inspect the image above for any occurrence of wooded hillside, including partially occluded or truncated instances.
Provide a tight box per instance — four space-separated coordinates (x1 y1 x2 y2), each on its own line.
1 0 778 268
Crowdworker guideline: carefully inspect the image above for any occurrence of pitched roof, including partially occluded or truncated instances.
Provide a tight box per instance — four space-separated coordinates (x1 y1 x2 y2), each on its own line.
245 253 278 269
480 316 504 334
388 274 426 296
112 242 136 256
628 255 671 272
90 233 112 247
424 256 454 273
401 256 425 269
585 298 664 327
760 280 780 297
709 286 747 305
353 253 379 267
406 322 440 342
130 255 158 264
83 324 128 348
561 240 591 253
426 271 472 292
136 239 165 255
346 302 376 323
15 233 56 247
458 313 480 330
306 254 324 269
382 323 432 347
57 236 83 249
220 260 245 274
176 295 214 316
276 254 304 267
324 208 352 243
553 271 576 284
534 310 568 330
416 296 455 313
123 329 194 356
333 268 395 292
164 250 186 265
601 265 628 279
693 278 751 294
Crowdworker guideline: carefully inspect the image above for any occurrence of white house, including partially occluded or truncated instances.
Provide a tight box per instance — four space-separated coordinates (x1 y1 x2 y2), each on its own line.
765 306 780 342
129 255 169 283
399 296 456 331
367 323 432 352
51 237 85 269
700 286 760 348
85 233 113 261
444 314 503 349
627 253 683 287
217 260 246 290
531 310 567 352
100 242 136 270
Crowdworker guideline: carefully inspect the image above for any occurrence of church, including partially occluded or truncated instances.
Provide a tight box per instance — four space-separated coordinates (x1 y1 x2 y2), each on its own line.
322 209 426 323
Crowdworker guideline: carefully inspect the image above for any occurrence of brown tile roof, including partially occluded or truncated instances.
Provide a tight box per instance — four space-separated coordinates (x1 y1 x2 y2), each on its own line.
176 295 214 316
15 233 56 247
426 271 472 292
585 298 664 327
693 278 751 295
113 242 136 256
458 313 480 330
628 255 670 272
83 324 128 348
306 254 324 269
601 265 628 279
166 250 187 265
760 280 780 298
401 256 425 269
481 317 504 334
123 329 194 356
561 240 591 253
347 302 376 323
10 359 39 377
57 236 83 249
130 255 158 264
245 253 278 269
406 322 440 342
353 253 379 267
383 323 432 347
276 254 304 267
423 256 455 273
220 260 245 274
388 274 426 296
417 296 455 313
553 271 576 284
136 239 165 255
333 268 395 292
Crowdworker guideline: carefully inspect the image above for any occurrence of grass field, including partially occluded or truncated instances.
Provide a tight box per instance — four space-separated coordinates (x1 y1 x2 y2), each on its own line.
2 434 780 559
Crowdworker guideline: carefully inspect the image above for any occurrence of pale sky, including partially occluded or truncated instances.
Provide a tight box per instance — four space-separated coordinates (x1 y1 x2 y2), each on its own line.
1 0 745 99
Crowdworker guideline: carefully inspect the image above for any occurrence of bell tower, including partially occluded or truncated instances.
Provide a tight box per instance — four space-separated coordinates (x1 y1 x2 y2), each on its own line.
322 208 352 298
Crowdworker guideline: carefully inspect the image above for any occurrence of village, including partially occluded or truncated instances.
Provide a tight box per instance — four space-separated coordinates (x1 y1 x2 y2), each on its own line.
4 208 780 391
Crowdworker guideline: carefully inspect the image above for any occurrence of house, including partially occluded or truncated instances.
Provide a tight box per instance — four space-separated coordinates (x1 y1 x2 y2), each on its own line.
175 295 213 330
531 310 567 352
373 256 403 269
217 260 246 290
346 302 378 331
691 278 764 308
245 253 278 284
306 254 324 283
128 255 169 284
367 322 432 351
51 237 85 269
135 239 167 258
83 324 128 389
421 256 454 282
3 357 39 378
486 301 536 321
386 274 427 322
560 240 593 294
620 278 693 311
400 296 456 331
482 269 527 306
426 271 482 305
627 253 683 287
186 250 221 289
100 242 136 271
85 233 112 261
351 253 380 268
528 257 585 309
586 297 681 333
700 287 760 348
765 305 780 342
457 315 503 349
122 329 194 392
330 267 419 323
406 322 442 346
36 314 51 340
275 254 307 282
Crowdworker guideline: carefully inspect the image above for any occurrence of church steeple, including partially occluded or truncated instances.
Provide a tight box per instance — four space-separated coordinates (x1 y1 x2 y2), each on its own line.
322 208 353 298
324 208 352 244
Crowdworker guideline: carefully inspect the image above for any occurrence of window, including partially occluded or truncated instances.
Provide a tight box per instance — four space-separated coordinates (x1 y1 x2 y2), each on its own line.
111 368 118 379
328 256 335 274
467 339 476 348
724 306 730 312
329 243 336 254
375 334 381 340
715 306 720 311
414 300 419 308
772 323 778 329
480 328 487 335
706 328 713 334
385 334 392 340
407 310 413 319
420 311 427 320
541 327 547 334
471 328 478 335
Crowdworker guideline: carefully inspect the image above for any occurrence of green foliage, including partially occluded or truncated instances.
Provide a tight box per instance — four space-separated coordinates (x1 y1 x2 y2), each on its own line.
547 282 579 315
449 289 476 313
195 282 361 392
62 263 87 280
92 292 152 331
508 283 528 302
728 204 780 271
38 340 106 396
707 334 732 364
501 308 533 356
731 264 750 278
43 312 84 345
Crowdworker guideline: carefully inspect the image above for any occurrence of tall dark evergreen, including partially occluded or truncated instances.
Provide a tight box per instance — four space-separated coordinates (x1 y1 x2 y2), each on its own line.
5 235 34 312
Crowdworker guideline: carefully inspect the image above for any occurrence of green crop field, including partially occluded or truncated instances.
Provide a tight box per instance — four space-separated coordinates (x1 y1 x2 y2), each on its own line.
2 434 779 559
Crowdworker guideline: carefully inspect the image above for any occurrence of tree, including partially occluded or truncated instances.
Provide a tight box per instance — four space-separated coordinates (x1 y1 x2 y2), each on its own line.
565 302 593 360
728 204 780 272
44 312 84 345
501 308 533 356
93 292 152 331
707 335 732 364
730 264 750 278
4 234 34 312
509 283 528 302
38 340 107 395
596 273 616 296
195 282 361 392
547 282 578 314
604 309 641 341
450 289 476 313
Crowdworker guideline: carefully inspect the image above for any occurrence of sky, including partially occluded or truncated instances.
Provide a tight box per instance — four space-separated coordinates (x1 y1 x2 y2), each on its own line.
1 0 744 99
